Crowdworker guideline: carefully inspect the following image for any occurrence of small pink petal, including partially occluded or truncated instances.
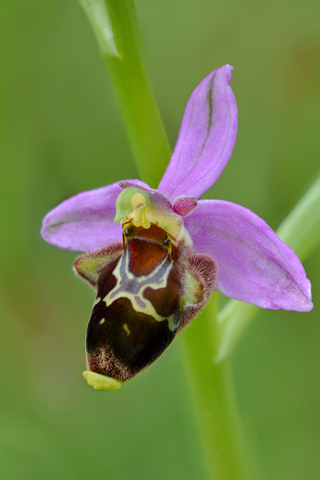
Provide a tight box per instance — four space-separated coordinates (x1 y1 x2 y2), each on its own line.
173 196 198 216
119 181 151 192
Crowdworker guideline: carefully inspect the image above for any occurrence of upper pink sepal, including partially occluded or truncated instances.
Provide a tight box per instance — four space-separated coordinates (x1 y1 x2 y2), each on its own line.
158 64 238 201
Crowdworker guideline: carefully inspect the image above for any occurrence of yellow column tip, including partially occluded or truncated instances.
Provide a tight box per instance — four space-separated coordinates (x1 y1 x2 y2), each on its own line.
82 371 123 390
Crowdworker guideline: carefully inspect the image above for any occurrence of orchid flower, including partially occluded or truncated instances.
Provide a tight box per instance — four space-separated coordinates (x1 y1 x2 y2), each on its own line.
41 64 312 390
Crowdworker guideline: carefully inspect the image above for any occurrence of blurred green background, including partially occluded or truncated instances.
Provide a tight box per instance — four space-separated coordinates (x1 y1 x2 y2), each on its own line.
1 0 319 479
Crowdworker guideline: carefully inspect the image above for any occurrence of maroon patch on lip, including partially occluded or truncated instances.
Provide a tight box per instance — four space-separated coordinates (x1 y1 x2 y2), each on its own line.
128 238 167 276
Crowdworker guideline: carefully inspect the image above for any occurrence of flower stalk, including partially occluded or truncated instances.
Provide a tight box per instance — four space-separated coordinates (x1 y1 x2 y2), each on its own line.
181 294 251 480
77 5 251 475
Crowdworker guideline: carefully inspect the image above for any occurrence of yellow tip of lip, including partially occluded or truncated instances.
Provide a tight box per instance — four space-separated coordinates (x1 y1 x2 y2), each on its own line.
82 371 123 390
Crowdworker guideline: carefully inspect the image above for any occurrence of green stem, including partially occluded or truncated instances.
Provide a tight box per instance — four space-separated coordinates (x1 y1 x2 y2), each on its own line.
79 2 253 478
79 0 171 187
181 294 251 480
